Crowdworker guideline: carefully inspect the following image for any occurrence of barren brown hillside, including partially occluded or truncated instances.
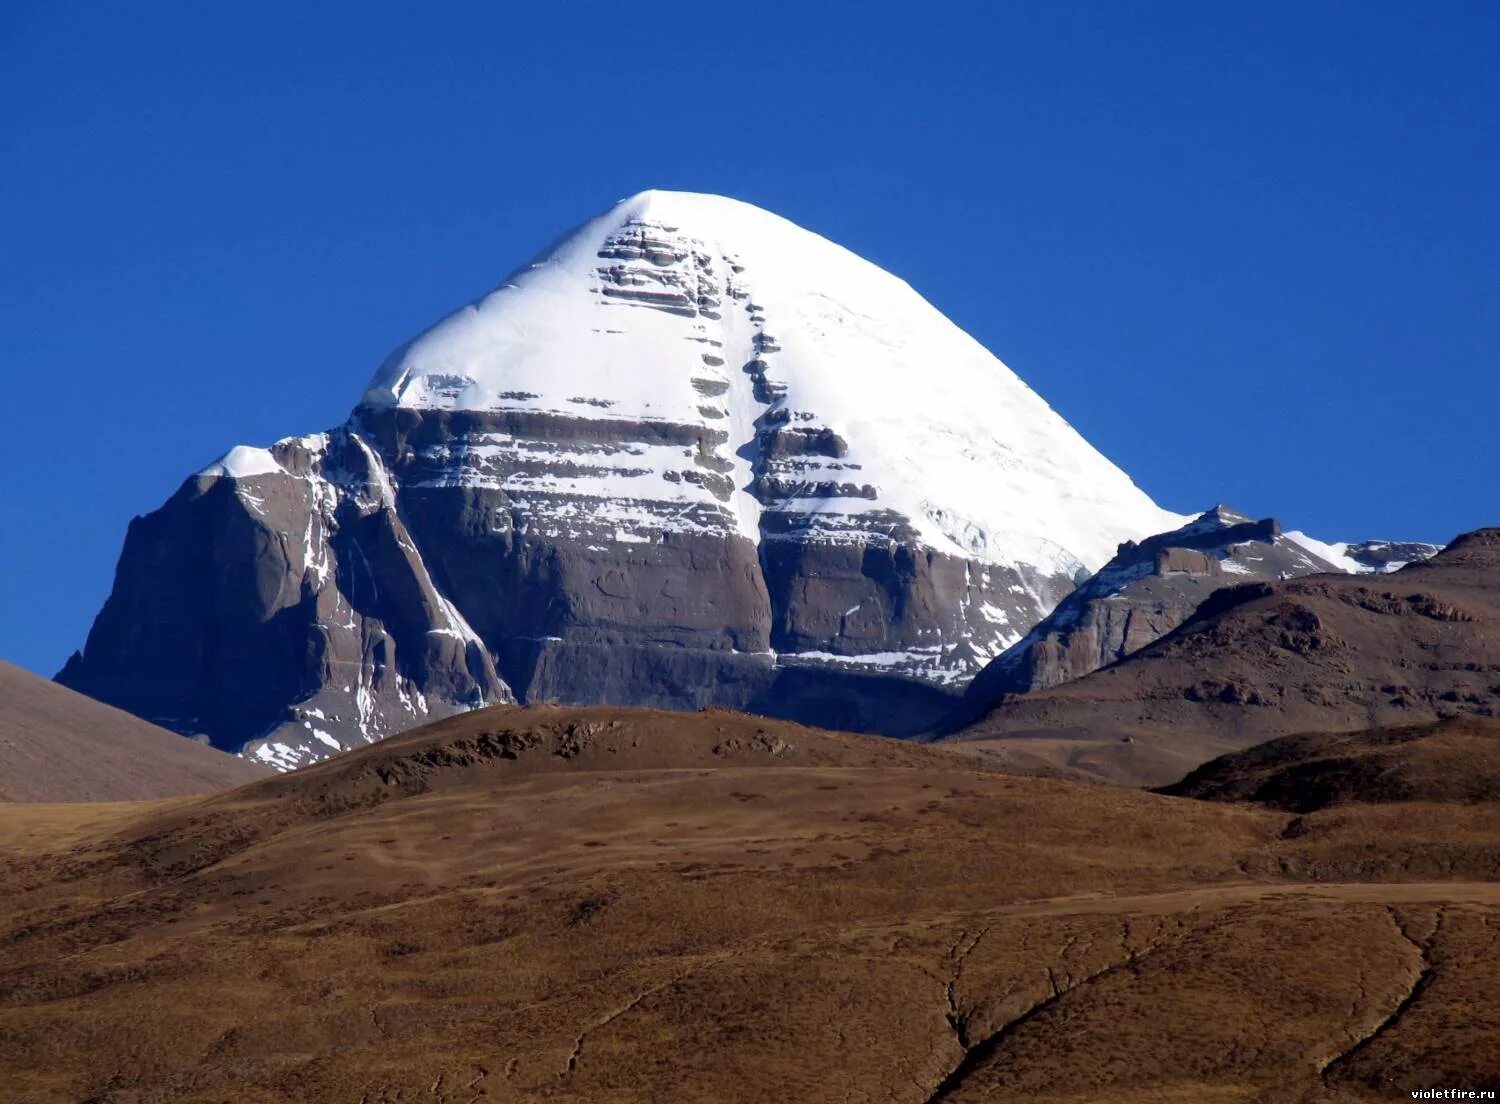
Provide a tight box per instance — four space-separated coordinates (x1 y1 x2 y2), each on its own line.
1 704 1497 1102
1163 716 1500 812
0 661 267 801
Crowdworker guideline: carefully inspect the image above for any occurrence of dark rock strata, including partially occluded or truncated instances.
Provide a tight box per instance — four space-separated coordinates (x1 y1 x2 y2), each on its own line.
59 407 1075 766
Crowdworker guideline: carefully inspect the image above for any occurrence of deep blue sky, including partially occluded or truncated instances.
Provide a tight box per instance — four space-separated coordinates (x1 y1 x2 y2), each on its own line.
2 2 1495 676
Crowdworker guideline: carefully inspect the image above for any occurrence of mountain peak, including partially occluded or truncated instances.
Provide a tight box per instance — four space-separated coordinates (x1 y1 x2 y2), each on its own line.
359 191 1182 573
64 192 1187 769
610 188 778 221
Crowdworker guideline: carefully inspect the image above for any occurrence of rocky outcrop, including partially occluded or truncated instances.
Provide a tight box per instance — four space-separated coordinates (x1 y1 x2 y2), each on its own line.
949 507 1444 730
948 507 1380 724
58 430 511 769
945 527 1497 786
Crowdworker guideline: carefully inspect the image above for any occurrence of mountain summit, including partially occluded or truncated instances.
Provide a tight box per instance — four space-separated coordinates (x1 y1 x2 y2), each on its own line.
60 190 1183 766
361 190 1179 568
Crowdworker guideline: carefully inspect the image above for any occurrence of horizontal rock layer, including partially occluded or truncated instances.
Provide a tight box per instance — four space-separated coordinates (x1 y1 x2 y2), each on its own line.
59 409 1083 765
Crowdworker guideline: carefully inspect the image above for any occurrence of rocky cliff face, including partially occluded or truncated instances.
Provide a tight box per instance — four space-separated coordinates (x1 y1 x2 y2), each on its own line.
950 507 1442 729
59 190 1185 767
58 430 510 768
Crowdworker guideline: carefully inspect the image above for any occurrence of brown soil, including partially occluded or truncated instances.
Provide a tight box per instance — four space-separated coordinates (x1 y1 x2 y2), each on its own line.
0 660 267 801
1 704 1497 1102
950 528 1500 786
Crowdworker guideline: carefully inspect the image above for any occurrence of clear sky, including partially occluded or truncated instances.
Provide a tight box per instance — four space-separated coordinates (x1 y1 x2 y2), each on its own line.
2 1 1495 676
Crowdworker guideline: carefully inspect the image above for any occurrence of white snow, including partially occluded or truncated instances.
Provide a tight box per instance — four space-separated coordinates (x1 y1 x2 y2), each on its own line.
248 740 305 771
361 190 1185 573
200 444 284 480
1283 531 1369 574
1283 533 1440 575
789 648 939 668
235 488 267 516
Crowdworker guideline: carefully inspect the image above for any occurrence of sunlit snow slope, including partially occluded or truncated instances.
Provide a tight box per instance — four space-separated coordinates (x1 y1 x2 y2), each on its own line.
365 190 1183 572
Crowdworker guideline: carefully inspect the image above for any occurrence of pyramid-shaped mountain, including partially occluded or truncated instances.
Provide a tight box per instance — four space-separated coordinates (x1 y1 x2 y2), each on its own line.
59 190 1184 766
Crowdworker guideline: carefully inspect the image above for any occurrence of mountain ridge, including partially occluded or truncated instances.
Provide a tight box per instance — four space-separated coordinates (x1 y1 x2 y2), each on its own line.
948 505 1442 727
946 527 1500 785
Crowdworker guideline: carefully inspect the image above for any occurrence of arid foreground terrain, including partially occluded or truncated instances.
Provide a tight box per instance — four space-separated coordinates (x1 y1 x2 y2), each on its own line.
3 706 1499 1103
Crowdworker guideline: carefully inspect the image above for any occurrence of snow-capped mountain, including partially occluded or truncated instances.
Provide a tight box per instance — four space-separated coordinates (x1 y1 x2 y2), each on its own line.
950 506 1443 725
60 190 1187 767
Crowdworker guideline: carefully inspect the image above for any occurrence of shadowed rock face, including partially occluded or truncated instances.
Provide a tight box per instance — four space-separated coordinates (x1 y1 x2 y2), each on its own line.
58 428 511 768
947 507 1442 731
